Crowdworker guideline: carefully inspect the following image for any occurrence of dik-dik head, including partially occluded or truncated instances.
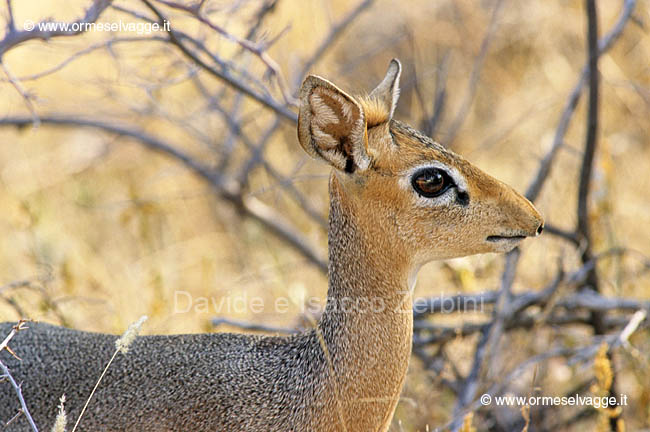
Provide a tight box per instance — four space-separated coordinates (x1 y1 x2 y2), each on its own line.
298 59 543 269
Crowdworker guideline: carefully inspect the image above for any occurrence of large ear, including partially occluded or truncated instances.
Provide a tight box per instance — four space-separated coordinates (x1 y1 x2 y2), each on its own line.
298 75 371 173
368 58 402 120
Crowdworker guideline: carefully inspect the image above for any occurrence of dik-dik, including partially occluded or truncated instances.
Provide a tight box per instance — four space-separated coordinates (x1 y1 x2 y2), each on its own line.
0 59 543 431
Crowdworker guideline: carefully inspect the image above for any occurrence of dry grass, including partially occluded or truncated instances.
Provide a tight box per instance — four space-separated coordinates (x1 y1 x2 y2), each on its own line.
0 0 649 430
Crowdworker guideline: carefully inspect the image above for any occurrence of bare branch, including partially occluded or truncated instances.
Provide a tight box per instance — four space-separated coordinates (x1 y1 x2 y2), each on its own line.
1 321 39 432
0 320 29 353
619 310 647 345
4 0 15 32
139 0 298 123
190 72 327 228
0 115 327 272
443 311 649 431
451 247 519 430
525 0 638 202
0 0 113 58
413 291 498 319
149 0 296 106
208 102 327 228
577 0 601 260
544 223 580 245
237 117 283 185
558 290 650 313
0 280 34 296
0 360 39 432
0 61 39 127
414 248 646 321
0 36 166 82
216 0 280 170
576 3 621 427
245 0 280 41
413 312 632 347
577 0 605 323
419 52 450 138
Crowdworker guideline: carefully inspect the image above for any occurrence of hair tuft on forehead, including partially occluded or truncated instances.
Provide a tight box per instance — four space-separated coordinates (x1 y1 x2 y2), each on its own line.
358 96 390 128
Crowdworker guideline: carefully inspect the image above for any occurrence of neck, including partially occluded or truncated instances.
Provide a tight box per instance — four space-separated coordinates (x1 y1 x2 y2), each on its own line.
316 174 413 431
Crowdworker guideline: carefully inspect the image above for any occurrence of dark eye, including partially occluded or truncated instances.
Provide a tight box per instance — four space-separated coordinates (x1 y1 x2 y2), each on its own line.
411 168 454 198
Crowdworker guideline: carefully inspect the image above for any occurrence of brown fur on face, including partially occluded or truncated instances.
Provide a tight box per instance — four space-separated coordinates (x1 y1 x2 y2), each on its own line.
332 97 544 271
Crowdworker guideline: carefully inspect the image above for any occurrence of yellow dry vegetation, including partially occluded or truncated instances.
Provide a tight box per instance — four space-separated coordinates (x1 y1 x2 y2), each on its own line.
0 1 649 430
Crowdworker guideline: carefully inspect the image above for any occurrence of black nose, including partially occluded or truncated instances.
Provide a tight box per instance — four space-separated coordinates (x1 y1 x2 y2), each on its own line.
536 224 544 236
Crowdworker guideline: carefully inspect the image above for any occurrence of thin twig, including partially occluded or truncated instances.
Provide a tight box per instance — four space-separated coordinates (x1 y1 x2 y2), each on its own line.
0 0 113 57
0 61 39 127
451 248 519 430
156 0 296 106
0 36 167 82
0 320 29 353
525 0 638 202
0 280 35 296
445 0 504 146
0 115 327 272
413 313 631 347
140 0 298 123
0 360 39 432
1 321 38 432
224 118 328 228
421 52 450 138
619 310 647 345
294 0 375 89
5 0 15 31
236 117 283 185
443 311 648 431
198 89 327 228
544 223 580 246
216 0 280 170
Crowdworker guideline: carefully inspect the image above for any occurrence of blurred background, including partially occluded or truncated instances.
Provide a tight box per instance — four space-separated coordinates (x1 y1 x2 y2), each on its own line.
0 0 649 430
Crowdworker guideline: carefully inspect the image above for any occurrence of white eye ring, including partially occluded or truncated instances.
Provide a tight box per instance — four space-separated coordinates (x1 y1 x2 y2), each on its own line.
400 162 468 207
411 168 455 198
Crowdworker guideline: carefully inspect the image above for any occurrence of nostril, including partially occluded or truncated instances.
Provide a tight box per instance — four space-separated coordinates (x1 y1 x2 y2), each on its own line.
536 224 544 236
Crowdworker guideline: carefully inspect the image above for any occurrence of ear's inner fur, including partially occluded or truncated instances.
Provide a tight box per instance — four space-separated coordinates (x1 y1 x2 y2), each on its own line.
298 75 371 172
310 88 365 174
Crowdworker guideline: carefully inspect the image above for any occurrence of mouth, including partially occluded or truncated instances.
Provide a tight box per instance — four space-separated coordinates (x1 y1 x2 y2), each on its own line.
486 235 527 243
